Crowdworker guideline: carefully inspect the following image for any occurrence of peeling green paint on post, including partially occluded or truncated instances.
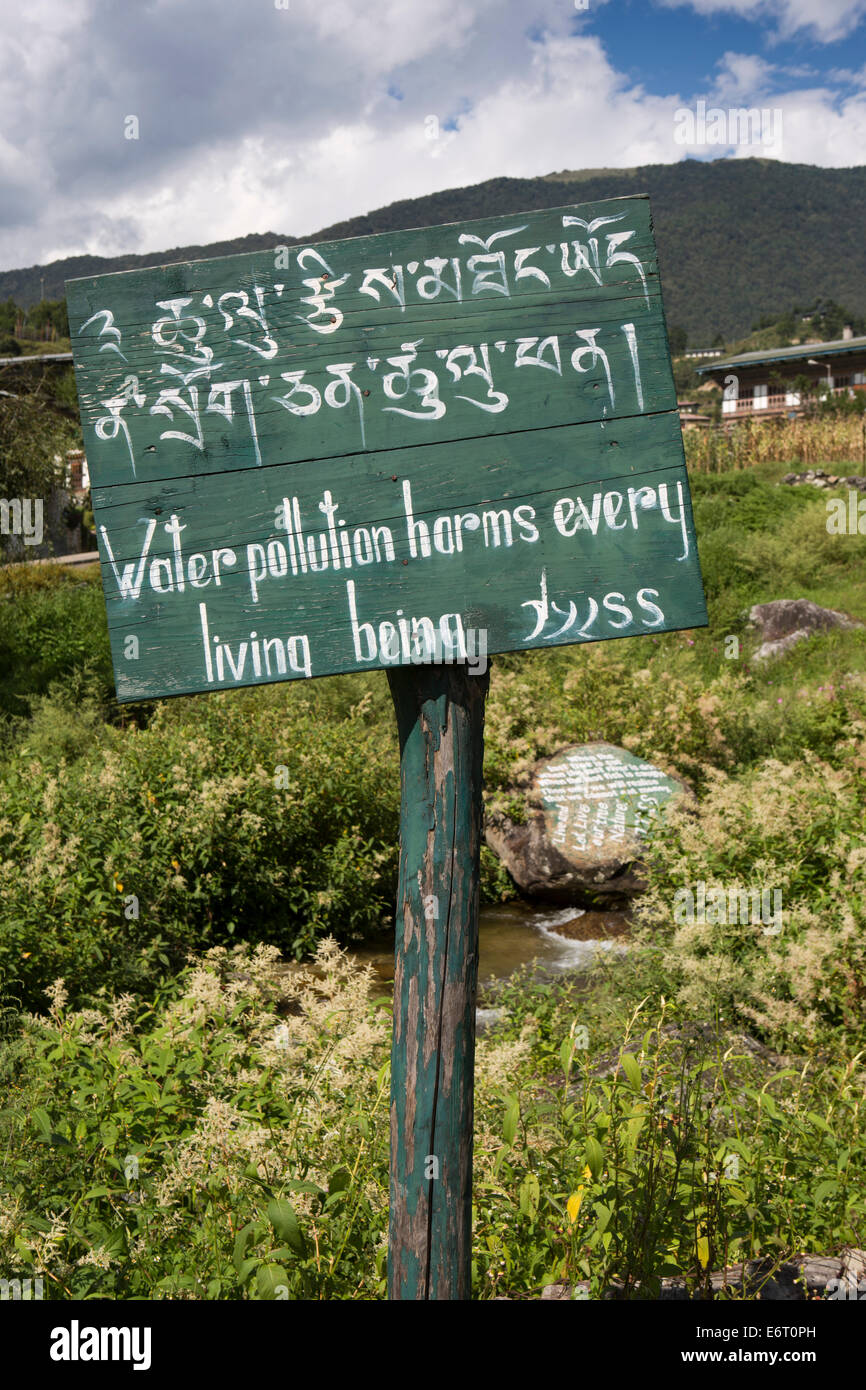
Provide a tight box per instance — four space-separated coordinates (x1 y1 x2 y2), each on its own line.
387 664 488 1301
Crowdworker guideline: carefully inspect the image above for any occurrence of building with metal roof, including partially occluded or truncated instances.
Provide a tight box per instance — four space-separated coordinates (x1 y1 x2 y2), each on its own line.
696 333 866 420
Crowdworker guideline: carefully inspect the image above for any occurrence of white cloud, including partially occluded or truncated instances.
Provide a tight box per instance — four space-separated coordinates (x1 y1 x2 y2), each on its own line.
0 0 863 271
305 0 483 68
749 86 866 163
710 52 777 100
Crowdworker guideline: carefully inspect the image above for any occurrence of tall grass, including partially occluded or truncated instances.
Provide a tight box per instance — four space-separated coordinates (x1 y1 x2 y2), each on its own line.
1 943 861 1299
685 414 866 473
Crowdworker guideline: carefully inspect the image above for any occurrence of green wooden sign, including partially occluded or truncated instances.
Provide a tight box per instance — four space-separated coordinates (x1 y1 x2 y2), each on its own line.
66 195 706 703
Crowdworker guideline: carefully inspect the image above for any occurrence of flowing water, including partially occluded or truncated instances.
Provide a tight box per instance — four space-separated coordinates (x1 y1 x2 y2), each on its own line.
348 900 629 1008
475 902 627 982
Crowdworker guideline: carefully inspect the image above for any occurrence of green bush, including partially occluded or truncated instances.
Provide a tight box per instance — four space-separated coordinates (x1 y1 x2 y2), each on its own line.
0 389 79 509
0 941 392 1299
481 974 866 1297
631 744 866 1051
0 685 400 1010
1 944 861 1300
0 567 113 719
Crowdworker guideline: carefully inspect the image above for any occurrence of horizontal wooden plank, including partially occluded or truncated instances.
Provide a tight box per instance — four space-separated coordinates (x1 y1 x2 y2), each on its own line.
67 198 667 487
67 196 656 345
92 416 705 701
72 305 672 487
92 412 680 553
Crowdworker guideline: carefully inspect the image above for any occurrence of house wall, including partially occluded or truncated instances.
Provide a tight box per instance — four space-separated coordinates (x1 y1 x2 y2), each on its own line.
713 353 866 417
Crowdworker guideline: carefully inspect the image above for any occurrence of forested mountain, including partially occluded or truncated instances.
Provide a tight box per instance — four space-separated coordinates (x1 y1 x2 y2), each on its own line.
2 158 864 343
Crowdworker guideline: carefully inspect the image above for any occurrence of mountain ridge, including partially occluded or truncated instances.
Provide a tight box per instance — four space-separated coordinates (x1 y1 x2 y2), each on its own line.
3 158 864 342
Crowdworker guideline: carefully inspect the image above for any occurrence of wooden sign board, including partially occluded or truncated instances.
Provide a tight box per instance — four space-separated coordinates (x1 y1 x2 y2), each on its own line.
66 195 706 702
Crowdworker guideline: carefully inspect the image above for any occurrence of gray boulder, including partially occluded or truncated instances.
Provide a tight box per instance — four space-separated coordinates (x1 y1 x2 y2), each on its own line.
750 598 862 661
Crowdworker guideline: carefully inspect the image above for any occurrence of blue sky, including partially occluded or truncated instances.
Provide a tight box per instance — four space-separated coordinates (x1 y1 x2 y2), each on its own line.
0 0 864 270
589 2 866 98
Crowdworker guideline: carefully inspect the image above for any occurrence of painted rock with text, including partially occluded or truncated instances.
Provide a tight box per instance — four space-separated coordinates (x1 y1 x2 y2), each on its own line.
485 742 691 905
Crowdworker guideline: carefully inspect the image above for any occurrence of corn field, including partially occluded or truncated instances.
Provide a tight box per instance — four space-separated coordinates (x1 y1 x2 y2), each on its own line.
684 414 866 473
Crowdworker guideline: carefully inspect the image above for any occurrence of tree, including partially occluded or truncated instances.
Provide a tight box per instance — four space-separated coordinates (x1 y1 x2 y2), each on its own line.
668 324 688 355
0 299 19 336
0 362 82 559
25 298 69 341
672 358 699 395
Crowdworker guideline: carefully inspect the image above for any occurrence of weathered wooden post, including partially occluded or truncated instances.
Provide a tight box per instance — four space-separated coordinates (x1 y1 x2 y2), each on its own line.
387 663 489 1300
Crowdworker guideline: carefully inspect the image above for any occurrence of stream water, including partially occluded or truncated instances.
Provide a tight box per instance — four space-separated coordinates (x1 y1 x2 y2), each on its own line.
349 901 629 1008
